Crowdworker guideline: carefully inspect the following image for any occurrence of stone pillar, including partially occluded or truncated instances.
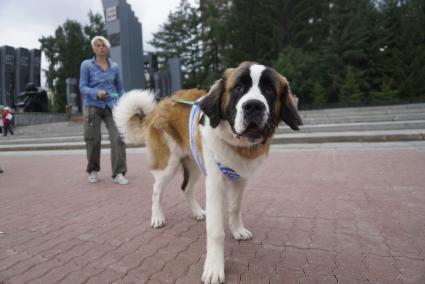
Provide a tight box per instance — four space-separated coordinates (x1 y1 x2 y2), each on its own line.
65 78 80 113
14 47 30 107
168 56 182 94
0 46 16 107
29 49 41 87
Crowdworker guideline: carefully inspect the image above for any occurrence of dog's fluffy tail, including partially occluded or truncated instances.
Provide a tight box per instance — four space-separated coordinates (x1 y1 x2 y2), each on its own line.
113 89 157 144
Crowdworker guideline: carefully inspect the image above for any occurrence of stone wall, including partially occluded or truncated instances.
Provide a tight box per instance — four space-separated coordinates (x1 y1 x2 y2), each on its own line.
13 112 68 126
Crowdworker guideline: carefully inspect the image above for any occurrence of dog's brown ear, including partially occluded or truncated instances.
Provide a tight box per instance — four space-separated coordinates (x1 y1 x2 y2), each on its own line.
199 78 224 128
280 77 303 130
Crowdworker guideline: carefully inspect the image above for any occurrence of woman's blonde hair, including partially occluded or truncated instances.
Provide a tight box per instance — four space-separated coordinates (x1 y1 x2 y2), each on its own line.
91 36 111 49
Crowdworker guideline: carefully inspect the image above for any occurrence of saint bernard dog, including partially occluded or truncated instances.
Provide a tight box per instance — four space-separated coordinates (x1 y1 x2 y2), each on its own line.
113 61 302 283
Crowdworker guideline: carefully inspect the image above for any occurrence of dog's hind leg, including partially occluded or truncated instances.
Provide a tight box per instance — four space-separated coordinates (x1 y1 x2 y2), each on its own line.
228 179 252 240
151 157 180 228
181 158 205 221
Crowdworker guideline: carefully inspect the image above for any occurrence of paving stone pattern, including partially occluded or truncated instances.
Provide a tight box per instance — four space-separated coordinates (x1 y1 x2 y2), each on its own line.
0 149 424 283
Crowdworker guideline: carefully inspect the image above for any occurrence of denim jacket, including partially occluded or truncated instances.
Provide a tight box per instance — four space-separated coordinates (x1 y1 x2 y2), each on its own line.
79 57 125 109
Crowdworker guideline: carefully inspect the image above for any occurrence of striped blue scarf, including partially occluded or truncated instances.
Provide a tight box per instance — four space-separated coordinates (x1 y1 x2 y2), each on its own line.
188 98 241 180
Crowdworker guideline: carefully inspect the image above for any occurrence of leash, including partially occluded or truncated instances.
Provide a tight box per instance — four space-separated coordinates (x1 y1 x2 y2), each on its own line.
173 99 196 105
175 98 241 180
188 98 206 176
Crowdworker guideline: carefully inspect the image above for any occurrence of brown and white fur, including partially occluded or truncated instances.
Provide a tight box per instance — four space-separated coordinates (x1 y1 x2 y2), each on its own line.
113 62 302 284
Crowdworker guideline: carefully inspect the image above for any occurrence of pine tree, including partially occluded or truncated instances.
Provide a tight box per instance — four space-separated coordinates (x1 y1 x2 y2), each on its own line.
224 0 281 66
311 81 328 107
321 1 382 103
273 46 325 106
339 66 364 106
369 80 399 104
198 0 230 85
149 0 205 88
398 0 425 99
376 0 406 99
275 0 329 51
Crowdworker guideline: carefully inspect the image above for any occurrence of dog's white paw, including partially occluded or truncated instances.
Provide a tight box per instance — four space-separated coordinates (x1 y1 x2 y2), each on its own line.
151 212 165 228
231 226 253 240
202 258 225 284
193 208 206 221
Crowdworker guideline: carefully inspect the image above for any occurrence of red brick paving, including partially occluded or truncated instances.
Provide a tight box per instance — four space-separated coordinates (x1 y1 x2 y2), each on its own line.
0 148 425 283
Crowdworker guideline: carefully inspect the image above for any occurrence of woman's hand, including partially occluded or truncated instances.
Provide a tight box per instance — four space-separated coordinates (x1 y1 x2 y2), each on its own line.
97 90 107 99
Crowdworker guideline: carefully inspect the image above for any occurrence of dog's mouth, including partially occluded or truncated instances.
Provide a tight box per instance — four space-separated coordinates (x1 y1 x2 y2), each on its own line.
233 122 266 144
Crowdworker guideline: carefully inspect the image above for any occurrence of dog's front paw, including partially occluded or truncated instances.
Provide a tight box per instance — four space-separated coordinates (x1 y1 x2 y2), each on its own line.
202 258 225 284
231 226 253 240
193 208 206 221
151 211 165 228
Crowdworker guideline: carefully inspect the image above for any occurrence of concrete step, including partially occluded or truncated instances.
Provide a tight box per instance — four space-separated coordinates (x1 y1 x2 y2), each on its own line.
0 134 108 145
2 103 424 151
277 120 425 133
273 129 425 144
3 120 424 145
1 129 424 151
301 112 425 124
300 103 425 117
299 103 425 124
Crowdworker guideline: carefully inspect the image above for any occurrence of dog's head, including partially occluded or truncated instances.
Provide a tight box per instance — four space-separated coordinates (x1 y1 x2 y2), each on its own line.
199 61 302 145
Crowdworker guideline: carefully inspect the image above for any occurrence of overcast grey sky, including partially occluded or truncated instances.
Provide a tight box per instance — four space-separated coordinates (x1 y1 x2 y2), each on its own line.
0 0 182 52
0 0 185 87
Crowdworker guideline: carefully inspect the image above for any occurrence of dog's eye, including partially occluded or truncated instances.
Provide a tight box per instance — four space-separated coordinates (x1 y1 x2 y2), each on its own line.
233 85 244 95
263 85 274 95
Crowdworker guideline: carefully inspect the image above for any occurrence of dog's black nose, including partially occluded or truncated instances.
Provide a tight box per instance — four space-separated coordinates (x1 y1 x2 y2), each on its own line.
242 100 266 113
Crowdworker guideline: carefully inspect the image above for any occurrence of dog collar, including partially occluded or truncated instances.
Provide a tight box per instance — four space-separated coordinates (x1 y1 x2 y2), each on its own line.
187 98 241 180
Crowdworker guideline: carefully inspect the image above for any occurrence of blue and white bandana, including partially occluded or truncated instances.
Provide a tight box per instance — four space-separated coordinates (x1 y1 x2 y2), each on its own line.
188 98 241 180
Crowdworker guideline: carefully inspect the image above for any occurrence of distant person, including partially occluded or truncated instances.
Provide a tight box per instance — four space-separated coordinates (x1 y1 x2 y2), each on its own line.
2 107 14 136
0 105 3 135
79 35 128 185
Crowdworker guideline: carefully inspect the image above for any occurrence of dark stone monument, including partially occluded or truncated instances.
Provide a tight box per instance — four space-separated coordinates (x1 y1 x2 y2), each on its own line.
144 54 183 99
29 49 41 87
101 0 182 99
15 82 48 112
144 52 158 90
168 57 182 94
15 47 30 105
102 0 145 90
0 46 16 107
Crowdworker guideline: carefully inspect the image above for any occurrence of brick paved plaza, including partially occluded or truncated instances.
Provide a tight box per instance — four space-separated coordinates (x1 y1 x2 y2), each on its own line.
0 146 425 283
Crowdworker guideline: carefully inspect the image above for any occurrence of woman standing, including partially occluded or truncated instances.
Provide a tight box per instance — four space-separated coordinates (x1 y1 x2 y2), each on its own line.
79 36 128 185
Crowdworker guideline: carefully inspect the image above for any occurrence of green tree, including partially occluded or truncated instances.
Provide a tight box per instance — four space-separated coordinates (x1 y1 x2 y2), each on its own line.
375 0 425 102
311 81 328 107
375 0 406 99
275 0 329 51
369 80 399 104
150 0 206 88
273 46 326 106
339 66 364 106
83 11 108 55
154 0 425 106
198 0 230 85
396 0 424 99
223 0 281 66
39 12 106 112
320 0 381 103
